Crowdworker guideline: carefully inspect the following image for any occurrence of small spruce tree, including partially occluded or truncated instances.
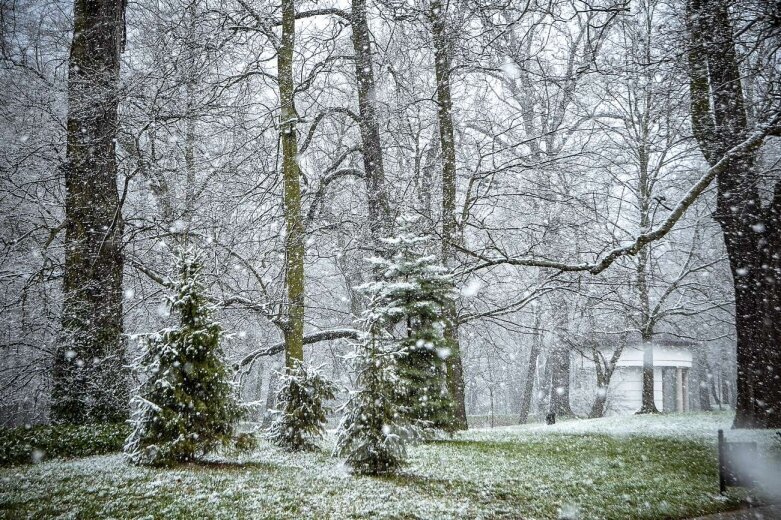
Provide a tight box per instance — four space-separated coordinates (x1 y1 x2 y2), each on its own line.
268 361 337 451
335 320 409 474
336 218 458 473
125 249 243 466
365 217 456 431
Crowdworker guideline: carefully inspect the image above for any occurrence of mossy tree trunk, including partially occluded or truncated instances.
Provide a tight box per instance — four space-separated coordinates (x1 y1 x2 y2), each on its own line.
686 0 781 428
51 0 128 424
279 0 305 367
430 0 467 430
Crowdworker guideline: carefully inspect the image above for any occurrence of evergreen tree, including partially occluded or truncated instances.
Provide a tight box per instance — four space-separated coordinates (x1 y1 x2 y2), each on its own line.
125 249 243 466
336 217 457 474
268 361 337 451
335 316 410 474
363 217 456 431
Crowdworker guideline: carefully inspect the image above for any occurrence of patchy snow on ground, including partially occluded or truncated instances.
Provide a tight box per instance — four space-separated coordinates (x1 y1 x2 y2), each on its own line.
1 411 778 519
462 411 779 446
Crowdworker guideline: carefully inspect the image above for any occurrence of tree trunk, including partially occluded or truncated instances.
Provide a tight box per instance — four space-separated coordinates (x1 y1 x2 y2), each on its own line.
589 337 626 418
637 335 659 414
279 0 305 367
719 344 732 410
590 375 609 419
691 344 711 412
537 354 551 414
635 120 658 414
590 390 608 419
709 369 721 409
549 346 574 416
182 0 197 238
430 0 467 430
519 321 541 424
51 0 128 424
687 0 781 428
468 379 478 416
350 0 390 247
699 376 711 412
720 379 730 410
589 351 609 418
488 386 495 428
262 361 281 427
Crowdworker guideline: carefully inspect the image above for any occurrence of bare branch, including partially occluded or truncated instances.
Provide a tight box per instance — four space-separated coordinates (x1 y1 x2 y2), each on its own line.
236 328 361 369
459 118 780 276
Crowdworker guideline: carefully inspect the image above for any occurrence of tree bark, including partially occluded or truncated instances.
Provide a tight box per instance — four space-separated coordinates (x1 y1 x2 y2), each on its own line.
590 388 608 419
589 349 609 418
279 0 305 367
635 111 659 414
589 335 626 418
430 0 467 430
350 0 390 247
549 345 574 416
710 373 721 408
262 360 281 427
589 373 609 419
637 334 659 414
686 0 781 428
182 0 197 238
519 317 541 424
51 0 128 424
695 347 712 412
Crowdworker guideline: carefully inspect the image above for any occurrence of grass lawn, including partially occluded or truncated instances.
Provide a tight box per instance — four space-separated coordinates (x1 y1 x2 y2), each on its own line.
1 411 778 519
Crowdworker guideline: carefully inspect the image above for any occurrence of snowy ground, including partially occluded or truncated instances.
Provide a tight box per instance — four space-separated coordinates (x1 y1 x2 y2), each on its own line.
1 411 778 519
462 410 779 445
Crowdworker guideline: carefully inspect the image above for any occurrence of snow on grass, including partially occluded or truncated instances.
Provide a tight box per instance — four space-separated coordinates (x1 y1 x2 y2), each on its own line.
462 410 779 445
1 411 777 519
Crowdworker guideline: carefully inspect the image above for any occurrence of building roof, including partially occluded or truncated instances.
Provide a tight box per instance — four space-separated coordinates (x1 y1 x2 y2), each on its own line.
587 331 697 349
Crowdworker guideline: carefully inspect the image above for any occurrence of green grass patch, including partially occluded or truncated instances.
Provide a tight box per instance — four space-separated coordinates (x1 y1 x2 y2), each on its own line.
0 428 757 519
406 434 746 519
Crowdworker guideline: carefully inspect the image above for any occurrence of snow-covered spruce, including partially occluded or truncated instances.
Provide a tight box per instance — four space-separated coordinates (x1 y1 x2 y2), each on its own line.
125 249 244 466
360 217 456 431
335 329 411 475
267 361 337 451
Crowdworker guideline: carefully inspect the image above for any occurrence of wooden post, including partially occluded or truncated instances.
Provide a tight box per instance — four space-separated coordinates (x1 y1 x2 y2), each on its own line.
718 429 726 494
717 428 757 494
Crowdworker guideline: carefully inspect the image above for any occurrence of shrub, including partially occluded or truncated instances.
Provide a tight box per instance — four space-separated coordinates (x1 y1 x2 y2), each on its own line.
0 422 129 466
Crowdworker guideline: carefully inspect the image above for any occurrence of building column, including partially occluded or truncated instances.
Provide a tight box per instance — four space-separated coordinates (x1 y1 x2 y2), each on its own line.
676 367 684 412
681 368 689 412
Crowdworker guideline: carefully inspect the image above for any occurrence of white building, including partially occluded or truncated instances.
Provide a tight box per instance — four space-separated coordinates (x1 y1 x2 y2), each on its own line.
600 341 693 415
